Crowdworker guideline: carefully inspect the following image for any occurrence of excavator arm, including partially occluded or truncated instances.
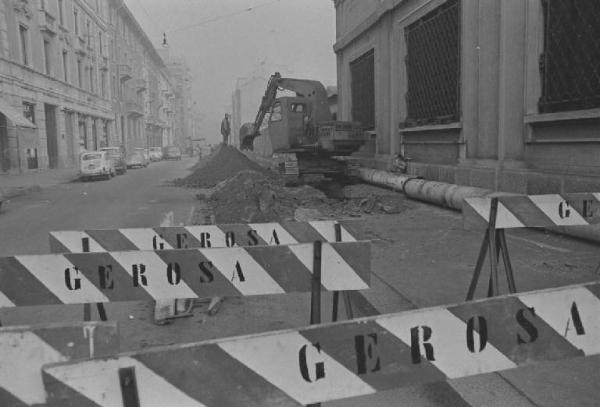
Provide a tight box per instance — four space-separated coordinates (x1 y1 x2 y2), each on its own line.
240 72 330 150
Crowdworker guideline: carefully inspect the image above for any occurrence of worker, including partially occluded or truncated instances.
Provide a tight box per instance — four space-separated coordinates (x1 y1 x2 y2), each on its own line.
220 113 231 145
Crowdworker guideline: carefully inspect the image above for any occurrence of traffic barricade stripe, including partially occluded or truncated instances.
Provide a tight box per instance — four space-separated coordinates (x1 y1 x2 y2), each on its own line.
464 193 600 229
15 254 110 305
118 228 175 251
0 242 370 307
42 282 600 406
248 222 299 245
0 321 118 406
49 221 358 253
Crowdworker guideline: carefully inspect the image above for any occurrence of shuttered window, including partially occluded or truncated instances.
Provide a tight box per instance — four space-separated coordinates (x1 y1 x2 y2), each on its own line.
350 49 375 130
404 0 460 127
539 0 600 113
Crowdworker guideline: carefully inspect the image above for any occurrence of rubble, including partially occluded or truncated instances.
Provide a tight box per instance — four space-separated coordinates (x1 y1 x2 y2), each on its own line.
179 145 415 223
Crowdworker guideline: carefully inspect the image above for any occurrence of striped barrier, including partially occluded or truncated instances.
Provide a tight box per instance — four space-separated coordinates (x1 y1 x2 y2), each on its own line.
49 221 359 253
0 242 370 307
463 193 600 300
463 193 600 229
42 281 600 406
0 321 118 407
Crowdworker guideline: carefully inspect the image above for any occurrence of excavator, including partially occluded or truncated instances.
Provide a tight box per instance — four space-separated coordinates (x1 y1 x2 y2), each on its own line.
240 72 366 180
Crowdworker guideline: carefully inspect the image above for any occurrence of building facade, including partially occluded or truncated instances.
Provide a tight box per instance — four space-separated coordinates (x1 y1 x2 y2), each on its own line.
334 0 600 194
107 0 176 155
0 0 186 174
0 0 114 172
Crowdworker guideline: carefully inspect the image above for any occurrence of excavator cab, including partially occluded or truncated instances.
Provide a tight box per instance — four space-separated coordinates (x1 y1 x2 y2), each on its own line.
267 97 317 152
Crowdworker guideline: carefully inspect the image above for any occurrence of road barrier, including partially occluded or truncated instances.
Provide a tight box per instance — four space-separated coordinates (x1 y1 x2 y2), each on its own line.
49 221 361 324
463 193 600 300
41 281 600 406
0 321 118 407
49 220 359 253
0 242 370 307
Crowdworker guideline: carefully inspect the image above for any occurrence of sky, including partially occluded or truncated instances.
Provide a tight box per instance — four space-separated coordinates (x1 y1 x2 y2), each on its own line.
123 0 337 144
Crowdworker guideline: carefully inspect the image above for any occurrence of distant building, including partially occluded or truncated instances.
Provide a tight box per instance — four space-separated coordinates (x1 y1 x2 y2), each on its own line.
334 0 600 193
0 0 191 173
231 76 268 149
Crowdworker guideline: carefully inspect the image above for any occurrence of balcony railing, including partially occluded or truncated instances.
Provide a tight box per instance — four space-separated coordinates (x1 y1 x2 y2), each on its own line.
38 9 57 35
125 100 143 117
135 78 147 92
119 64 132 81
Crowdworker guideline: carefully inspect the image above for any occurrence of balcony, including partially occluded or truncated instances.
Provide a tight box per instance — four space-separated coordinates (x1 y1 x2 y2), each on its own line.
38 9 57 35
99 55 108 71
135 78 147 92
74 36 86 56
125 100 143 117
119 64 132 81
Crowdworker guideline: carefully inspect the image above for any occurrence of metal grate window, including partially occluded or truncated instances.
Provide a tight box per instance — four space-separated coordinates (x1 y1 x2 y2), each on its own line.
404 0 460 127
539 0 600 113
350 49 375 130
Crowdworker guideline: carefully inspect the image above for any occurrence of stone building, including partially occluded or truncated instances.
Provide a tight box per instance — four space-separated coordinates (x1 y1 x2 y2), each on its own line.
334 0 600 193
0 0 113 172
107 0 175 154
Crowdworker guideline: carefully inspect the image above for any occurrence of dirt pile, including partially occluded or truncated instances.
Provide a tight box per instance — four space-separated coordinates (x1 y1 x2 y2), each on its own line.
174 145 272 188
206 170 328 223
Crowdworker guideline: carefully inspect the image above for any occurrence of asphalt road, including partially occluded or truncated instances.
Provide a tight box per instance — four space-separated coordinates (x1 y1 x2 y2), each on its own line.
1 156 599 406
0 158 199 256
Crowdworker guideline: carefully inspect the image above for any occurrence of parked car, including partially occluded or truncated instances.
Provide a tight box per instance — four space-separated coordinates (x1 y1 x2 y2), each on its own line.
80 151 114 181
163 145 182 160
139 148 150 166
100 147 127 174
149 147 163 161
127 150 147 168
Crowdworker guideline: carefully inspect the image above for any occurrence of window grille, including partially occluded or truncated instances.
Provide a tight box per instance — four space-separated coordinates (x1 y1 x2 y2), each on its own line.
539 0 600 113
350 49 375 130
404 0 460 127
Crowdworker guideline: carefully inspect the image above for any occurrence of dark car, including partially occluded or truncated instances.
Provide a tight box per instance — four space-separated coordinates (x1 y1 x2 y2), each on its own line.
100 147 127 174
163 146 182 160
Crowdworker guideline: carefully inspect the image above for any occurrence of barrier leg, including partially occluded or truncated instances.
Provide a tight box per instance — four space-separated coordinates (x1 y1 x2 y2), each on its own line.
332 223 342 322
119 367 141 407
466 233 490 301
488 198 499 296
498 230 517 293
308 240 322 407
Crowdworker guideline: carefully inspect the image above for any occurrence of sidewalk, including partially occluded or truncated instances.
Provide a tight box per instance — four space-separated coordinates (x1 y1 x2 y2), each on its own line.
0 168 79 200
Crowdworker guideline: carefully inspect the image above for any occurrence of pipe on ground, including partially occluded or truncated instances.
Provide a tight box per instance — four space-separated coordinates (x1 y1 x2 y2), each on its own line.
356 167 600 244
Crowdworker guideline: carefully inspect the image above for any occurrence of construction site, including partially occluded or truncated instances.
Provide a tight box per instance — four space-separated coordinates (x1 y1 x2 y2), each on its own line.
0 0 599 406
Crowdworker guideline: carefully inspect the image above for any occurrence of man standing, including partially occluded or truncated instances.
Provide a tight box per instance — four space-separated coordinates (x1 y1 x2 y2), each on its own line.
220 113 231 145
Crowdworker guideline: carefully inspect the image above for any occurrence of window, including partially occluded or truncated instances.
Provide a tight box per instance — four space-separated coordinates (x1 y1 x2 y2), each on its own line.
18 25 28 65
539 0 600 113
40 0 46 10
270 102 282 122
89 66 94 93
43 39 52 75
291 103 306 113
404 0 460 127
77 59 82 87
58 0 64 26
23 102 35 124
101 71 106 98
62 50 68 82
350 49 375 129
86 20 91 46
73 8 79 36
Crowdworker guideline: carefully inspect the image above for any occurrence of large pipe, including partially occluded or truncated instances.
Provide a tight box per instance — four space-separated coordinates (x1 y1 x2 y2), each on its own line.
356 167 600 244
356 168 492 211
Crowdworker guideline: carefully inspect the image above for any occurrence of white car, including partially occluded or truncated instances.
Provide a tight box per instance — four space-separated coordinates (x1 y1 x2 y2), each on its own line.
149 147 163 161
80 151 114 181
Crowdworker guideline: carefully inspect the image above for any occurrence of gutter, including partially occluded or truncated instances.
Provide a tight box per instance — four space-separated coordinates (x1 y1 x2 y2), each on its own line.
356 167 600 244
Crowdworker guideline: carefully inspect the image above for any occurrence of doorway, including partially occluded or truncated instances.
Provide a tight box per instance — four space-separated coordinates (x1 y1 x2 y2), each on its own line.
44 104 58 168
0 114 9 171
